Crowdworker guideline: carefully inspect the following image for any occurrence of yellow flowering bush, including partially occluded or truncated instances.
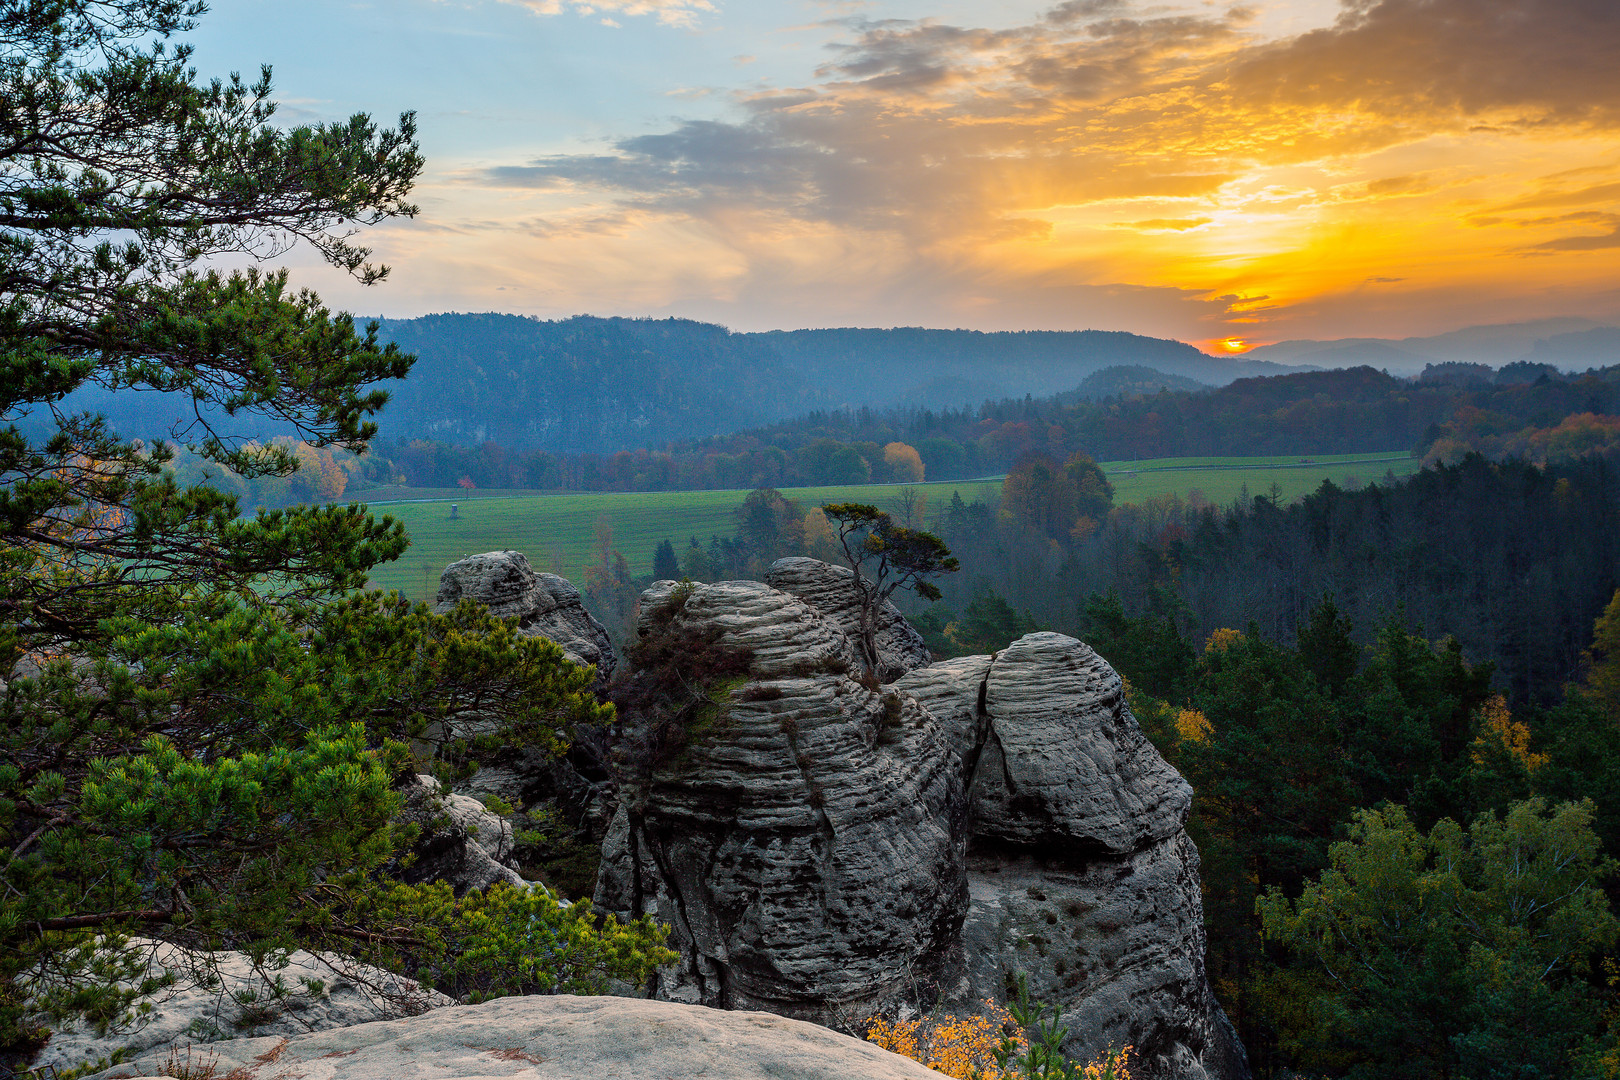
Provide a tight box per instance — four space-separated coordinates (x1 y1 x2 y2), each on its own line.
864 1002 1025 1079
864 994 1133 1080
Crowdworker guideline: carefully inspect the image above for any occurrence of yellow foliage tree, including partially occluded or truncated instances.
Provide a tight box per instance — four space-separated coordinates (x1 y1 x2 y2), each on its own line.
1589 588 1620 719
1204 627 1244 655
884 442 926 483
864 1004 1133 1080
1469 693 1546 773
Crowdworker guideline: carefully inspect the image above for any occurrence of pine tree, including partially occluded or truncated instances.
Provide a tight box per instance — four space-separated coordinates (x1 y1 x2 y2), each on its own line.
0 2 669 1058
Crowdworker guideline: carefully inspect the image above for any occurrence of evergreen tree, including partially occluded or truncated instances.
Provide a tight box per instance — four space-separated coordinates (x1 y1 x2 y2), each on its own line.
652 538 679 581
1260 799 1618 1080
0 2 670 1058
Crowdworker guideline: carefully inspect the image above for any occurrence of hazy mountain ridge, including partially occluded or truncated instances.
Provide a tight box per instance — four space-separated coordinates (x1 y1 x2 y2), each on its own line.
353 316 1314 452
1245 317 1620 375
27 313 1618 459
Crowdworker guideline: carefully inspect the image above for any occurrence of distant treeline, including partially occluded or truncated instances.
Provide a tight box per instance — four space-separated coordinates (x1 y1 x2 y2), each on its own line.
359 363 1620 494
1044 454 1620 705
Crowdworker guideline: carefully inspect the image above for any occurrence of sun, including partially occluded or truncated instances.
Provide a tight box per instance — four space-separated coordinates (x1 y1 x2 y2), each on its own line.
1206 337 1251 354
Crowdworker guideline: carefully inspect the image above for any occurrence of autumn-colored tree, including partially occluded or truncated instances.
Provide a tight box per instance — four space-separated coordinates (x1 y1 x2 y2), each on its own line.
1001 452 1114 544
883 442 925 483
1587 588 1620 719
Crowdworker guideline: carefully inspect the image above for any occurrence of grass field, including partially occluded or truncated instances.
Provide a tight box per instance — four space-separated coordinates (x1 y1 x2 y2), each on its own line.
360 453 1421 600
1101 452 1420 509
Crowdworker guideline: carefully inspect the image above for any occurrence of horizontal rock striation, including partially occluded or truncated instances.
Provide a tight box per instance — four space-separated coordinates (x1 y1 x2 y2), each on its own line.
598 578 968 1021
764 557 931 682
896 632 1242 1080
605 560 1246 1080
435 550 616 680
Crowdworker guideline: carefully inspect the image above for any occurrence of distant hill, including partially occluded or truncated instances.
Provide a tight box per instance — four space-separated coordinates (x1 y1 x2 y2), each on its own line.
756 326 1302 408
370 314 824 454
1246 317 1620 375
1070 366 1211 400
364 318 1312 452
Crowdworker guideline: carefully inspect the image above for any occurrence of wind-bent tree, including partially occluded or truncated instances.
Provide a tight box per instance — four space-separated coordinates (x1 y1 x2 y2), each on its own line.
0 2 668 1059
820 503 958 677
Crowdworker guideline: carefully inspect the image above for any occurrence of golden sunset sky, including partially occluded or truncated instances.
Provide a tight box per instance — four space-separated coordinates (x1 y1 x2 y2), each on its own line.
203 0 1620 351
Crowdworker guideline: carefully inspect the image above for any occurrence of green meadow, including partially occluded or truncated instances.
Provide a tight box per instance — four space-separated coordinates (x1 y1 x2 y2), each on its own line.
361 453 1421 600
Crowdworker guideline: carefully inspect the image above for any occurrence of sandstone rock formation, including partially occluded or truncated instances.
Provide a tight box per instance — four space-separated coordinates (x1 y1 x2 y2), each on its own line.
81 995 946 1080
393 774 527 895
435 550 616 680
764 556 931 682
601 561 1248 1080
35 941 451 1075
895 634 1245 1080
596 578 969 1021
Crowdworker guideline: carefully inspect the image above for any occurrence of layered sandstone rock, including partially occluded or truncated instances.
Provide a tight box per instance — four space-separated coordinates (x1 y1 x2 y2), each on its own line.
604 561 1248 1079
764 557 931 682
896 636 1241 1079
597 579 968 1020
82 995 947 1080
435 550 616 680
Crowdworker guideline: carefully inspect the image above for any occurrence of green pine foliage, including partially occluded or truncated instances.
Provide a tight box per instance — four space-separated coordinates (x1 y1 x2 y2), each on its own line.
1110 592 1620 1079
0 1 671 1060
1259 800 1618 1080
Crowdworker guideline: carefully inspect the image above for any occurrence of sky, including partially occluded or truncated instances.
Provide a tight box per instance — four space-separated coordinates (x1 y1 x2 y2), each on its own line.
193 0 1620 352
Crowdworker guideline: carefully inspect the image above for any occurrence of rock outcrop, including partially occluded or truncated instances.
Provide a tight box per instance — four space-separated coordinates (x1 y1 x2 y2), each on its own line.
393 774 527 895
435 550 616 680
764 556 931 682
601 561 1248 1080
896 635 1243 1079
82 995 947 1080
596 578 969 1021
35 941 450 1075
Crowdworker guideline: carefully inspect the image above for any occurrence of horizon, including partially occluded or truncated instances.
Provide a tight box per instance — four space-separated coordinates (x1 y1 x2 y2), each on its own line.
364 308 1620 365
196 0 1620 356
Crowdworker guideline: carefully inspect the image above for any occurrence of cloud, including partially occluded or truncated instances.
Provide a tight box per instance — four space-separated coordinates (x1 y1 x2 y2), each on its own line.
1525 214 1620 251
492 0 715 28
1229 0 1620 129
1116 217 1213 231
456 0 1620 339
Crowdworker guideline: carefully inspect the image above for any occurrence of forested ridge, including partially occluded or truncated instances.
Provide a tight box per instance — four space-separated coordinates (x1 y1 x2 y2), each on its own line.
331 359 1620 497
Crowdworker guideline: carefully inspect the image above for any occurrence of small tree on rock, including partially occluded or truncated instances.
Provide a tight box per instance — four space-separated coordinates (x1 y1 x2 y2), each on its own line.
820 503 958 678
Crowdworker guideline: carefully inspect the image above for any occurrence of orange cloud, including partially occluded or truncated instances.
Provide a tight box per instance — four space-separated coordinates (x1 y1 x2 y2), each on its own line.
416 0 1620 341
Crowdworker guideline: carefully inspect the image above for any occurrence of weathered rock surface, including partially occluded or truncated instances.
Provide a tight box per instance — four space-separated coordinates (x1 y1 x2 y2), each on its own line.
894 633 1243 1080
36 941 450 1075
393 774 527 895
83 995 946 1080
637 578 862 680
435 550 616 680
598 578 968 1021
890 653 993 780
970 632 1190 857
605 560 1246 1079
959 843 1245 1080
764 556 931 682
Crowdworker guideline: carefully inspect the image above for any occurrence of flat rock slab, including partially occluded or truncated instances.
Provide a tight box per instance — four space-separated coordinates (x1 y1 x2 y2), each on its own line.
88 994 945 1080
